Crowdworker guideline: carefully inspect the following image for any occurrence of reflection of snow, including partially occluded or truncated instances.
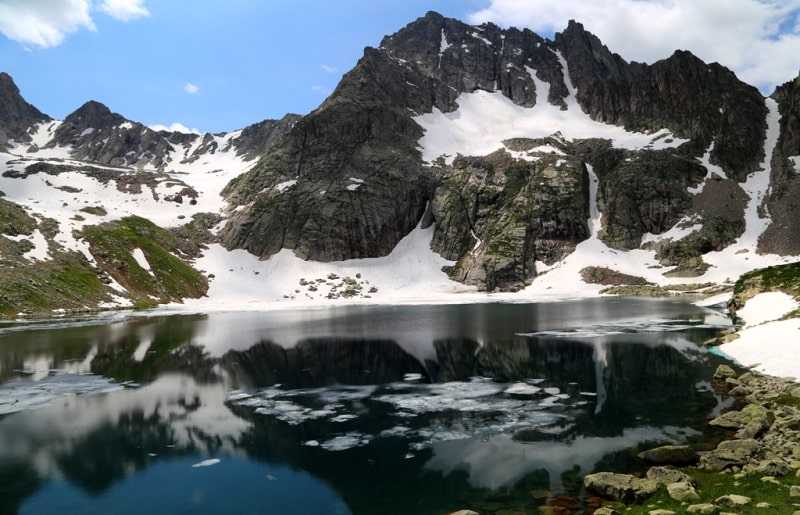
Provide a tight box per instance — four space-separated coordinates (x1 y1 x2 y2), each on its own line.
0 374 250 478
425 426 698 492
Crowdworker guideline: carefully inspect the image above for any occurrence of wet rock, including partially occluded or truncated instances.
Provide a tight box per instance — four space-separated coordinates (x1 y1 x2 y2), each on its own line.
638 445 699 466
584 472 658 503
547 495 580 510
592 508 620 515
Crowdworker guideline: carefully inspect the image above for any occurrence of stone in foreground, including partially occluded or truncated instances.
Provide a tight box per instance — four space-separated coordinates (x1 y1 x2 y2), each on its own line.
583 472 658 503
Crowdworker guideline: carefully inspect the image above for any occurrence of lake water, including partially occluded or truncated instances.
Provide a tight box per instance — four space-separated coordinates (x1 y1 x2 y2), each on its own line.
0 298 735 514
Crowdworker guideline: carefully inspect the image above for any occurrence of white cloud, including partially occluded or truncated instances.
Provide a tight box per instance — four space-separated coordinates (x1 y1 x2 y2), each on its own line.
0 0 149 48
149 122 200 134
321 64 338 73
184 82 199 94
99 0 150 22
468 0 800 94
0 0 95 48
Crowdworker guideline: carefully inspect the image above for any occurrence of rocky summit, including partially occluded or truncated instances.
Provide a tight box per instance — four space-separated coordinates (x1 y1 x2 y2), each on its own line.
1 11 800 314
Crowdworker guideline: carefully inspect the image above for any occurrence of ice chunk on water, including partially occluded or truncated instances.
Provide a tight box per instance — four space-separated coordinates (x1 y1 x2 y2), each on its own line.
191 458 221 468
319 432 373 451
504 382 542 396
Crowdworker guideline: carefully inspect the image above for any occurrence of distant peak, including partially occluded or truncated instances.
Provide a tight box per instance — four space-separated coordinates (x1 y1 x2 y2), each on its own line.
63 100 128 128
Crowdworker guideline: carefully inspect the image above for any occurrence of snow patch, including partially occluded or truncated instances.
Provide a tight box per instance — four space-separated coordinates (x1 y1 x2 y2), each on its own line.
737 292 798 328
347 177 364 191
414 68 686 165
4 229 51 261
275 179 297 193
131 248 151 271
790 156 800 173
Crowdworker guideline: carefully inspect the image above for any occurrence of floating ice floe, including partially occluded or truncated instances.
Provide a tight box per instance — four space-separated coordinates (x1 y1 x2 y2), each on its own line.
228 376 590 454
191 458 221 468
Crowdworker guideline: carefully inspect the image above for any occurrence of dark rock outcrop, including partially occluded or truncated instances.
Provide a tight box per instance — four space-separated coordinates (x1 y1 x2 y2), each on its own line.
430 146 589 290
47 101 179 169
0 72 50 149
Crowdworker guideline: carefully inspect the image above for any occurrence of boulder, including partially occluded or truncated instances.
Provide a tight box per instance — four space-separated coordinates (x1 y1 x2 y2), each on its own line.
699 438 761 471
757 459 792 476
713 364 737 380
646 466 696 486
667 481 700 502
709 403 774 439
638 445 699 466
736 404 775 439
583 472 658 503
686 504 718 514
714 494 751 507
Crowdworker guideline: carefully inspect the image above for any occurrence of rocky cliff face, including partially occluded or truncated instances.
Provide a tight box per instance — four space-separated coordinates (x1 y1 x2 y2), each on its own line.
759 75 800 255
0 73 50 150
219 11 773 290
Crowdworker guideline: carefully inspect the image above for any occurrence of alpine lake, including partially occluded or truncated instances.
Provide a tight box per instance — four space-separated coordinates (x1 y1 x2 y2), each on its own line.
0 298 739 514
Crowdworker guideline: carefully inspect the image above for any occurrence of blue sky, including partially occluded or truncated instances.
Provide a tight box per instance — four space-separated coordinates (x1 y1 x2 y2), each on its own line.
2 0 800 134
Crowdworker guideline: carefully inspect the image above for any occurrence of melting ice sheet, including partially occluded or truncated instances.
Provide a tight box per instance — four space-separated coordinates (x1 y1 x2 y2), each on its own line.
0 372 124 415
520 317 731 338
227 377 584 453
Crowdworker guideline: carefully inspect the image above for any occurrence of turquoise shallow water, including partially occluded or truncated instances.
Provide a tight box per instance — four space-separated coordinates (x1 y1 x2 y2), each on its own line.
0 299 735 514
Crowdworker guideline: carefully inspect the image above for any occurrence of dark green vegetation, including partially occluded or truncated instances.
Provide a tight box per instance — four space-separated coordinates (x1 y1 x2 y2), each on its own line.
82 216 208 305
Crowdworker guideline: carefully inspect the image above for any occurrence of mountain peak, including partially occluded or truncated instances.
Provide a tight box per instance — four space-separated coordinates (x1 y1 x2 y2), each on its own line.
0 71 50 147
64 100 127 128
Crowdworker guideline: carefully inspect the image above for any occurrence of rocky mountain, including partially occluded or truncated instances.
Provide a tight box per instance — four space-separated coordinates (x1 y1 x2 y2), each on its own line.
1 11 799 315
0 72 50 150
218 11 787 291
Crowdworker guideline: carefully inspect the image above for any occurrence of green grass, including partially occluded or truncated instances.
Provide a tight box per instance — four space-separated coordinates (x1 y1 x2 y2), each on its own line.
609 469 800 514
83 216 207 303
734 261 800 299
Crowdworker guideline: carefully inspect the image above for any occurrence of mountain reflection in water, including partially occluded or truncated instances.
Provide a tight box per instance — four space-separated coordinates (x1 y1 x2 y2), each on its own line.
0 299 735 514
